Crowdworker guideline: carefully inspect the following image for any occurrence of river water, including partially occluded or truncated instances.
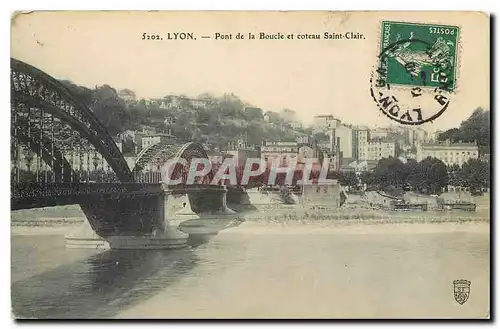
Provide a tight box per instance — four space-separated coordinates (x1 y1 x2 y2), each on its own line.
11 222 490 319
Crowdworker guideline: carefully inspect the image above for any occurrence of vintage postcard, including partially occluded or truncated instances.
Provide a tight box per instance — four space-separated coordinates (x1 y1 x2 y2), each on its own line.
10 11 490 319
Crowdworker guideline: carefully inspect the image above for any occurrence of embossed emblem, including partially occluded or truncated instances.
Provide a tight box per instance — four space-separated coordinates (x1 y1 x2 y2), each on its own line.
453 279 471 305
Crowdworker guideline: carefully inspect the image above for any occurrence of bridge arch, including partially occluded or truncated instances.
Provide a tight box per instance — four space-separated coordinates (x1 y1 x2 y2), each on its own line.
133 141 224 214
11 58 133 183
133 141 214 185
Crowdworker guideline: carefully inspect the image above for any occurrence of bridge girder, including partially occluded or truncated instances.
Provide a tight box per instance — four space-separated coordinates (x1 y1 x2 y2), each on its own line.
134 142 214 181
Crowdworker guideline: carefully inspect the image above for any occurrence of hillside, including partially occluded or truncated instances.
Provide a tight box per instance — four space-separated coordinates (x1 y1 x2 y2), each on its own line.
60 81 310 151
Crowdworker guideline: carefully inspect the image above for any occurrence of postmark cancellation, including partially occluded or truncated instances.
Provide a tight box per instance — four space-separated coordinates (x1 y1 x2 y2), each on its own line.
371 21 460 125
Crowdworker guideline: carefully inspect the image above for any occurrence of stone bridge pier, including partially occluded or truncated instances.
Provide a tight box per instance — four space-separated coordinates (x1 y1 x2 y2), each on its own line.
66 184 231 249
174 185 232 215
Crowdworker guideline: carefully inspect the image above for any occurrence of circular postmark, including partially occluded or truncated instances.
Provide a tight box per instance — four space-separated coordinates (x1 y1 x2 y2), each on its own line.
370 38 454 125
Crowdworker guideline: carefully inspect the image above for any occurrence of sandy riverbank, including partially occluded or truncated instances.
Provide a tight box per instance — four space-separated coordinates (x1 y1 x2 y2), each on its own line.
11 216 489 237
221 220 490 235
11 224 80 236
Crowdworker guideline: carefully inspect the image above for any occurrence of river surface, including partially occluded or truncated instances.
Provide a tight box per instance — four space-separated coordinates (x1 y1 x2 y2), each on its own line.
11 222 490 319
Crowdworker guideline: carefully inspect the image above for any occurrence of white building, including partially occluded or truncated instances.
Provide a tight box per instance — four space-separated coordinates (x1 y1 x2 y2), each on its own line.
416 141 479 166
352 126 369 161
336 124 353 159
260 140 320 166
148 95 209 110
350 126 395 161
366 139 396 161
260 141 299 166
290 121 303 129
370 128 389 139
313 115 340 130
317 119 352 159
429 130 443 142
414 128 428 143
135 132 174 150
405 127 429 147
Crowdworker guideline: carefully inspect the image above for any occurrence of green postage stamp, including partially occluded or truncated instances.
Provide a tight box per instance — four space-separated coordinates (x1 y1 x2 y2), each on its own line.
377 21 460 91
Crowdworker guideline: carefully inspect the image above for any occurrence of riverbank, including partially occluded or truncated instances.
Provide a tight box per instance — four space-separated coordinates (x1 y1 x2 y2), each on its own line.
240 206 489 222
222 219 489 235
11 224 80 236
11 215 489 237
11 217 84 226
11 201 489 237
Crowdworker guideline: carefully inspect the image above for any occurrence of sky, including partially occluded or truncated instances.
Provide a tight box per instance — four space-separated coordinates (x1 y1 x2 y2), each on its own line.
11 11 490 132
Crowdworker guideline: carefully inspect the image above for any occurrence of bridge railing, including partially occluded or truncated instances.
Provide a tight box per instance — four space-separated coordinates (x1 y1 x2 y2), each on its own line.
12 169 121 184
133 171 163 184
11 182 163 200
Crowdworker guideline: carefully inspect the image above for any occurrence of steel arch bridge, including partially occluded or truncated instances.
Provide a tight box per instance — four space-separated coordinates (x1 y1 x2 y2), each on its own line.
134 141 215 185
11 58 228 238
11 57 216 191
11 58 134 184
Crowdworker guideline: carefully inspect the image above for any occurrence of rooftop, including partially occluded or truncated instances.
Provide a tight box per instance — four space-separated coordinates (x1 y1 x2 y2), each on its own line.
137 132 175 138
421 140 478 148
263 140 297 146
352 125 369 130
369 138 395 144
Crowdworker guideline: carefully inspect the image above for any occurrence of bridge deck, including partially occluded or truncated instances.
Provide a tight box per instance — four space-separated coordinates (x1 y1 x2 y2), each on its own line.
11 183 228 210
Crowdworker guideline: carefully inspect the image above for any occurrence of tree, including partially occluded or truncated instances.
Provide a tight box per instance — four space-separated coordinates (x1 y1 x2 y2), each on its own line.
459 159 490 192
461 108 490 146
218 93 245 118
137 99 148 110
264 111 282 124
360 170 375 188
414 157 448 194
121 136 136 156
91 85 131 136
373 157 406 189
313 132 329 142
438 108 490 154
404 159 420 190
340 171 358 187
60 80 93 106
244 107 263 121
56 80 312 149
447 163 464 187
280 108 296 122
437 128 462 142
